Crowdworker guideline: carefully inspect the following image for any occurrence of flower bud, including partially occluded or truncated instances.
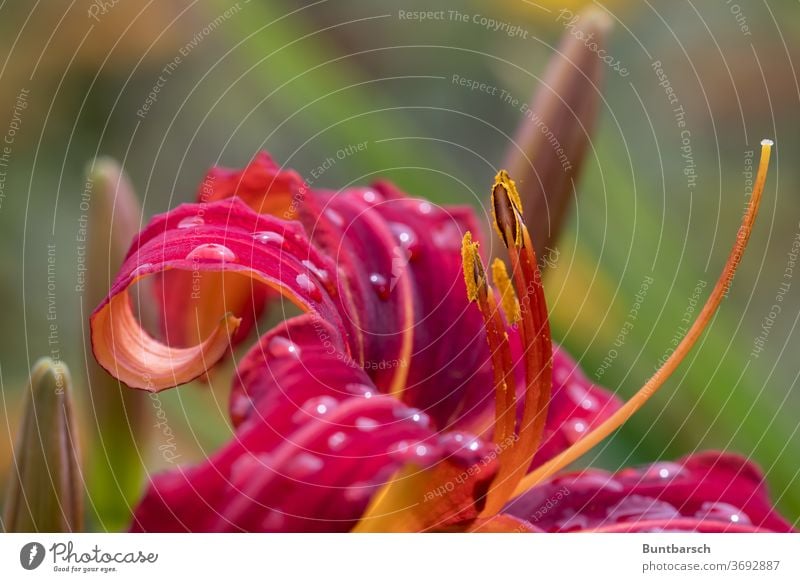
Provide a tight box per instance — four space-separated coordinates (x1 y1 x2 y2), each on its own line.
3 358 83 532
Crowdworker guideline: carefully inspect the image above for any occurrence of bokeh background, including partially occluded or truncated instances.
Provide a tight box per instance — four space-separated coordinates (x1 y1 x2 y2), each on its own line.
1 0 798 530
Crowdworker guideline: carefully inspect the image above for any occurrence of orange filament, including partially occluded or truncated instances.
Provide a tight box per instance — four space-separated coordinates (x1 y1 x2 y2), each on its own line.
460 234 517 449
480 175 553 516
510 139 774 500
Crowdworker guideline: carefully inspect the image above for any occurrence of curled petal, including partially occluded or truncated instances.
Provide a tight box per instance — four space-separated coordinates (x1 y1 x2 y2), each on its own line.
91 198 344 391
91 292 240 391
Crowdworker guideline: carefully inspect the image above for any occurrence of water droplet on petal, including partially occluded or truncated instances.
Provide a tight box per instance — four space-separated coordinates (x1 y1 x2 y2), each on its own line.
178 216 204 229
286 452 324 478
328 431 348 452
345 383 373 399
606 495 680 524
302 260 329 283
641 462 685 481
362 189 382 204
369 273 390 301
567 382 598 411
296 273 322 301
344 481 379 503
417 201 433 215
389 222 419 258
695 502 751 525
292 395 339 423
325 208 344 226
253 231 285 246
230 393 254 421
388 440 440 465
268 336 301 359
394 407 430 429
260 510 286 531
432 222 463 250
186 243 237 263
438 431 490 463
355 417 379 432
562 420 587 443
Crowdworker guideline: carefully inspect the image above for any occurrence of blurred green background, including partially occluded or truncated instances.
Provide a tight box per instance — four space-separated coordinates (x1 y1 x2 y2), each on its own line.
0 0 798 529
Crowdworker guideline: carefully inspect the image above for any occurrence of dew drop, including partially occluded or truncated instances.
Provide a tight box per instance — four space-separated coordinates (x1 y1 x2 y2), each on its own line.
230 393 254 421
260 510 286 531
253 231 285 246
344 481 379 503
694 502 751 525
296 273 322 301
417 201 433 215
355 417 379 432
286 452 324 478
325 208 344 226
268 336 301 359
567 382 599 412
642 462 685 481
302 259 329 283
186 243 237 263
390 222 419 259
606 495 680 523
328 431 349 452
432 222 463 250
178 215 204 229
394 407 430 429
562 420 587 444
345 383 374 399
369 273 390 301
292 395 338 423
362 189 382 203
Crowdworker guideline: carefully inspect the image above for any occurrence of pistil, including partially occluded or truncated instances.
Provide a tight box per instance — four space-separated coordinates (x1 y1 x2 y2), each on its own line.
510 139 774 500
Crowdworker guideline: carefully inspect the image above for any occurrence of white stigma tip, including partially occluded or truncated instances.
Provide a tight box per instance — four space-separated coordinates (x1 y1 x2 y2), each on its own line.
761 139 774 147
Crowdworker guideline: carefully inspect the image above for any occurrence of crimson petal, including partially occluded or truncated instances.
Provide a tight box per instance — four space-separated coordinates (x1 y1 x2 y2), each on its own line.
91 198 343 390
504 451 793 532
131 316 441 532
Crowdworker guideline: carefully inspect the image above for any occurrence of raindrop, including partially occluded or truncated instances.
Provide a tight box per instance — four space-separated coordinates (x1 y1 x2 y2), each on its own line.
286 452 324 478
355 417 379 432
292 395 338 423
369 273 390 301
328 431 348 452
694 502 751 525
178 216 204 229
253 231 285 246
302 260 329 283
296 273 322 301
268 336 301 359
325 208 344 226
432 222 463 250
186 243 237 263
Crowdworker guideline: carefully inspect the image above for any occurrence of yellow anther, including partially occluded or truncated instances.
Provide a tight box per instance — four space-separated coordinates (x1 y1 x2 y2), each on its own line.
491 258 520 325
461 231 484 302
491 170 524 248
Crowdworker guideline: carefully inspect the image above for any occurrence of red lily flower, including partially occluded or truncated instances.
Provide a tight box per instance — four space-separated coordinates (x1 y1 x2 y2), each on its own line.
90 142 792 533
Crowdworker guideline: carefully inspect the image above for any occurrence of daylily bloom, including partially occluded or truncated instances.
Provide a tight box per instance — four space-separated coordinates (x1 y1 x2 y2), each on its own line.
89 139 793 533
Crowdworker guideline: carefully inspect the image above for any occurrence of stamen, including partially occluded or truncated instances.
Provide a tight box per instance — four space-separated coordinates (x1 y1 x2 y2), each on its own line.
510 139 774 500
481 203 552 516
460 234 517 448
492 258 521 325
492 171 524 248
461 231 485 302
